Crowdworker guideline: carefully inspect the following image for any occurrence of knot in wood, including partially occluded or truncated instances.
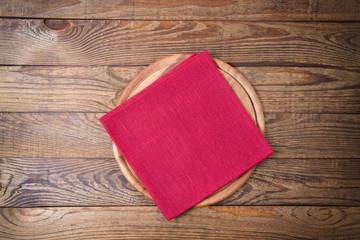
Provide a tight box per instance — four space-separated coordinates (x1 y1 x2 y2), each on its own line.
44 19 71 31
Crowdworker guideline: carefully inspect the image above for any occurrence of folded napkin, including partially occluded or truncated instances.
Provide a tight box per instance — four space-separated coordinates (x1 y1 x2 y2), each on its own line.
100 51 273 220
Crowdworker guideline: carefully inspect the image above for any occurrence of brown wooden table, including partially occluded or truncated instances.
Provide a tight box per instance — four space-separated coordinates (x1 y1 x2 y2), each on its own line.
1 1 360 239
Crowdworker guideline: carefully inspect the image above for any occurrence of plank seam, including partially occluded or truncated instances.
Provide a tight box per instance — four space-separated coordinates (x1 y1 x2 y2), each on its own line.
1 64 360 69
1 16 360 23
1 204 360 208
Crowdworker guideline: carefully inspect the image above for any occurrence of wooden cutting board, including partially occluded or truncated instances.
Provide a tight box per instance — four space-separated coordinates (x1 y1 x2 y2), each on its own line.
112 54 265 207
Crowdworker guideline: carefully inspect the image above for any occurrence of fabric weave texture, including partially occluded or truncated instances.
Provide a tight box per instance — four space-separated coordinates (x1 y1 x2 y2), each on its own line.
100 51 274 220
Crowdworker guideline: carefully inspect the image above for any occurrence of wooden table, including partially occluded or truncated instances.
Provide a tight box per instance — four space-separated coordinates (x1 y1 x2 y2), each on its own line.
0 1 359 239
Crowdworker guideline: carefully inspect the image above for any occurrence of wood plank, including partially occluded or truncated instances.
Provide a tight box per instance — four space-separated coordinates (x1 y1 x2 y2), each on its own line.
1 19 359 67
1 66 359 114
0 66 140 113
0 113 359 159
1 0 360 21
0 206 359 239
1 157 359 207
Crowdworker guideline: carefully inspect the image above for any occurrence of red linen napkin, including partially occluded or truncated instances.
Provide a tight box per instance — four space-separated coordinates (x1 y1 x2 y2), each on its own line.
100 51 273 220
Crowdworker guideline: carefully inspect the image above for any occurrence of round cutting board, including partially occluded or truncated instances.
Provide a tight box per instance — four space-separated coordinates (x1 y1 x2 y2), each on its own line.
113 54 265 208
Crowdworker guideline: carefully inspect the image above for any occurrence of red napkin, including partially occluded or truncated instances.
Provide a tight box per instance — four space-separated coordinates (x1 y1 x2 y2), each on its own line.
100 51 273 220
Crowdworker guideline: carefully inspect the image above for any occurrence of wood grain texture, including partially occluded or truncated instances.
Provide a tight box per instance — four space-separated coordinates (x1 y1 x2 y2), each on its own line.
1 66 359 114
1 19 359 67
0 206 359 239
1 1 359 237
0 66 141 112
0 113 359 159
1 0 360 21
1 157 359 207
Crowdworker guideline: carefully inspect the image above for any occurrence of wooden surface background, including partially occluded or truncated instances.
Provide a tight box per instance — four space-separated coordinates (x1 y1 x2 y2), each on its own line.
0 1 360 239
